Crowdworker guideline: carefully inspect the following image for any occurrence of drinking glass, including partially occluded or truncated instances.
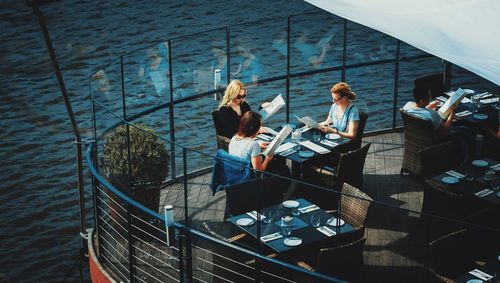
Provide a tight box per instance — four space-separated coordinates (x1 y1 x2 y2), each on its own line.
282 226 292 237
291 208 301 216
312 131 321 142
471 95 481 113
310 215 321 228
484 170 496 189
291 130 301 144
262 210 273 224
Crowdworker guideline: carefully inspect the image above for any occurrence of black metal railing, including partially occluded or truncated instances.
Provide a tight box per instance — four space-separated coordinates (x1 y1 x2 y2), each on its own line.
87 10 500 283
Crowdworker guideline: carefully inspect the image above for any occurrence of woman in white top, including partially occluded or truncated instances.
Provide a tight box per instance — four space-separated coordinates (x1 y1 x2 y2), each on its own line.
229 111 273 171
320 82 360 139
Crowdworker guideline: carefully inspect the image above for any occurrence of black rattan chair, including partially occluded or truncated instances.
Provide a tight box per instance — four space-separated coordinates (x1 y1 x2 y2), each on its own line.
419 141 458 179
400 109 445 176
211 109 231 151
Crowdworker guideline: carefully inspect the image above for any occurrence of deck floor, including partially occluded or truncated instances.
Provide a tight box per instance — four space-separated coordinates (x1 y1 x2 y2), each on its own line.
160 131 430 282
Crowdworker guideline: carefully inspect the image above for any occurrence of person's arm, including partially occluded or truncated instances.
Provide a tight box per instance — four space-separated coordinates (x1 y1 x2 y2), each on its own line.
337 120 358 139
438 109 455 136
251 154 273 171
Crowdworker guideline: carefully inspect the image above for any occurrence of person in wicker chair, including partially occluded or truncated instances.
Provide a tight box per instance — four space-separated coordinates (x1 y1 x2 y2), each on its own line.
218 80 252 139
319 82 360 139
403 86 455 136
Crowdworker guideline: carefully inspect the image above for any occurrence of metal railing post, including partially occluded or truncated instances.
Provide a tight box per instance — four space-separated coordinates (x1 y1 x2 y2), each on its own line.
393 40 401 129
168 40 177 180
342 19 348 81
182 148 193 282
286 16 291 123
226 26 231 85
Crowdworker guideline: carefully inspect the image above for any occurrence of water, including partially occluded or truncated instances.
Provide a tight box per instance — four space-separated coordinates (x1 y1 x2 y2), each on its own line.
1 0 497 282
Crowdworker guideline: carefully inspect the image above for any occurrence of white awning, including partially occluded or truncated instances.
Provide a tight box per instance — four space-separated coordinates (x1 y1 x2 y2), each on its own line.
305 0 500 85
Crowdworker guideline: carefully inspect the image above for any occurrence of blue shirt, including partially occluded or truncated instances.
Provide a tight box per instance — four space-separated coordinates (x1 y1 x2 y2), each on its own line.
328 104 360 132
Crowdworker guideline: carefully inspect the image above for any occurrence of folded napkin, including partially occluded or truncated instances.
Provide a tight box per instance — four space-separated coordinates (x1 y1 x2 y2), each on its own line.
475 92 492 99
446 170 465 179
469 269 493 281
275 142 296 154
246 211 266 221
256 134 273 142
475 189 494 197
298 204 320 213
481 97 499 104
261 232 283 242
491 163 500 170
316 226 336 237
300 140 330 154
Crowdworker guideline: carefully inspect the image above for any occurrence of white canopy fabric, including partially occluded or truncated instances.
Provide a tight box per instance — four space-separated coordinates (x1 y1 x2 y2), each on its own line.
305 0 500 85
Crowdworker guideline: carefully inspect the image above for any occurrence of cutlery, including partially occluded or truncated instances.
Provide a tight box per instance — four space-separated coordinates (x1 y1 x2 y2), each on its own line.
246 211 266 221
475 189 494 197
299 205 320 213
317 226 336 237
446 170 465 179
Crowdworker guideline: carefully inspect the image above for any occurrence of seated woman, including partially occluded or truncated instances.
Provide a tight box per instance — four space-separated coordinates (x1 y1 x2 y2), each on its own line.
218 80 252 138
229 111 274 171
320 82 360 139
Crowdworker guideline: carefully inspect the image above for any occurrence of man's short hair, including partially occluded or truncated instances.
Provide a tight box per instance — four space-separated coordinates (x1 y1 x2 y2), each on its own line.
413 86 431 102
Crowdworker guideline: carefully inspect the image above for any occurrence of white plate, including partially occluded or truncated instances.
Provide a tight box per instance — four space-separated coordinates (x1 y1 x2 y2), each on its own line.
283 237 302 247
236 218 255 227
466 279 482 283
282 200 300 208
298 150 314 158
441 176 459 184
472 160 489 167
473 113 488 120
327 217 345 227
326 133 341 140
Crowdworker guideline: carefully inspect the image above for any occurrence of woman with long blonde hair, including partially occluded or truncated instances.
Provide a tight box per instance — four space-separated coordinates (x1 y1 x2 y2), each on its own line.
320 82 360 139
218 80 253 138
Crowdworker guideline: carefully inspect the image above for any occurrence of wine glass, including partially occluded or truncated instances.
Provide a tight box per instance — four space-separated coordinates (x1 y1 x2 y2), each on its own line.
471 95 481 113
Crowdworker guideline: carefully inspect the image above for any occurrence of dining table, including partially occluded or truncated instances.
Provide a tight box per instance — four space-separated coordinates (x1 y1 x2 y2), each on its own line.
453 258 499 283
429 158 500 206
228 198 354 254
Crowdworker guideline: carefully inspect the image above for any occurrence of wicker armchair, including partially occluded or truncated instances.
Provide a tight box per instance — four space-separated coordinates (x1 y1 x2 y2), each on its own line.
297 237 366 283
335 111 369 153
337 183 373 229
211 109 231 151
427 229 471 283
400 109 445 176
419 141 458 179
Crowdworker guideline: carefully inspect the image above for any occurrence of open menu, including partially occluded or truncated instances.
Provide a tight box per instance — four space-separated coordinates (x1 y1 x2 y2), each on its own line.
294 114 321 129
259 94 285 121
262 125 292 156
438 88 466 119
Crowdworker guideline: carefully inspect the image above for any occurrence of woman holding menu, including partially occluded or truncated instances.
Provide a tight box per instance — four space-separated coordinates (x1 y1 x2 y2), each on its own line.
320 82 360 139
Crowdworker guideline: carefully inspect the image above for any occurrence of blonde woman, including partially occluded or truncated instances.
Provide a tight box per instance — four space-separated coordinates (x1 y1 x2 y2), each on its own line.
320 82 360 139
218 80 253 138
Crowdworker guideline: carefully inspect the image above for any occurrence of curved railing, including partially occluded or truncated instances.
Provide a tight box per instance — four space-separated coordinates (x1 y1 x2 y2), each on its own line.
87 10 499 283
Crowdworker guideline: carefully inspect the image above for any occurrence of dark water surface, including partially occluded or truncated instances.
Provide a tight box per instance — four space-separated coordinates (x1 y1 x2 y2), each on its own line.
0 1 317 281
1 0 498 282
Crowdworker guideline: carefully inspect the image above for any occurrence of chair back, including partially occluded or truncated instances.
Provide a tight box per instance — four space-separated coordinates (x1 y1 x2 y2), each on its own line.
211 109 231 151
335 111 368 153
336 143 371 190
225 177 285 217
316 237 366 281
339 183 373 229
419 141 458 178
428 229 471 280
210 149 255 196
400 109 440 175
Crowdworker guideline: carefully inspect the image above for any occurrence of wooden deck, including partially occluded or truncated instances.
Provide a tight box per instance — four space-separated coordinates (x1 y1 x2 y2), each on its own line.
159 131 431 282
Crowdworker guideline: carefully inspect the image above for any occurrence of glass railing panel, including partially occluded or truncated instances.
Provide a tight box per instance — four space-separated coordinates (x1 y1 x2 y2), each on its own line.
289 70 343 123
451 65 499 94
289 13 344 73
346 63 395 132
122 43 171 118
396 56 443 127
346 21 397 65
171 95 220 176
90 58 124 117
129 107 171 141
229 18 288 85
245 80 287 129
170 28 227 99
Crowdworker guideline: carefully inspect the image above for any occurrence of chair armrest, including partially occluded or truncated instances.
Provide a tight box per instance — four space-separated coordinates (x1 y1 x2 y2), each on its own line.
244 253 278 265
227 233 247 243
297 261 315 272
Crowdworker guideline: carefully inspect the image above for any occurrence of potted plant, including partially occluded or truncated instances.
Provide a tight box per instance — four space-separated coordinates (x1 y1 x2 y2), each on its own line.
102 124 169 224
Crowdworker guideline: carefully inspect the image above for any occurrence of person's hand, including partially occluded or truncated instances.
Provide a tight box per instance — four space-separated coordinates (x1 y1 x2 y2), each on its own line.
259 142 270 150
264 154 274 162
261 102 271 109
320 125 330 133
427 100 439 109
